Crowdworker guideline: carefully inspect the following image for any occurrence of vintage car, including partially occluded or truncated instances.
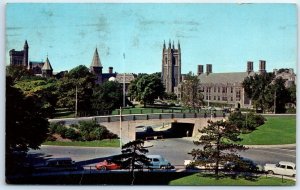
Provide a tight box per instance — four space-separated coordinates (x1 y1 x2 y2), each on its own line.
147 155 174 169
95 160 121 171
264 161 296 177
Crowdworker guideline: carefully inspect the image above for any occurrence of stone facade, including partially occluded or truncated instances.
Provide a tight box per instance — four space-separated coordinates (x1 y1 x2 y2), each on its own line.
9 40 53 77
176 61 296 109
161 40 181 93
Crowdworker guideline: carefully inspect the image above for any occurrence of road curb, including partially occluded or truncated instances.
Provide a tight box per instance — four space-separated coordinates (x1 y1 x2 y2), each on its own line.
245 144 296 149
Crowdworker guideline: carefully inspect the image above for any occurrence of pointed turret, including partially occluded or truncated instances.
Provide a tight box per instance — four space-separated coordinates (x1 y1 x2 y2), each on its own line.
168 39 171 48
42 56 53 71
172 41 175 49
178 40 180 50
91 48 102 67
24 40 29 48
42 56 53 77
163 40 166 49
90 48 103 84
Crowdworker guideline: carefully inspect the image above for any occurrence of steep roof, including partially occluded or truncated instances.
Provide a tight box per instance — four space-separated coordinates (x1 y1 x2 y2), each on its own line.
91 48 102 67
198 72 255 84
42 57 53 71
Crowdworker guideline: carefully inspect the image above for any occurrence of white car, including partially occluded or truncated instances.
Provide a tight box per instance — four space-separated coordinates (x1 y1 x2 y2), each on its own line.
264 161 296 177
147 155 174 169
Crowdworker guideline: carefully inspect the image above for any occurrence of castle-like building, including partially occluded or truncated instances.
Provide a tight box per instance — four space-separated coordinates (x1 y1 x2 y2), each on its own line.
174 60 296 109
9 40 53 77
161 40 182 93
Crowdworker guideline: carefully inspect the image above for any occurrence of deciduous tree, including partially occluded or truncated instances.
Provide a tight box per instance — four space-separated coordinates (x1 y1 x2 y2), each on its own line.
181 72 204 110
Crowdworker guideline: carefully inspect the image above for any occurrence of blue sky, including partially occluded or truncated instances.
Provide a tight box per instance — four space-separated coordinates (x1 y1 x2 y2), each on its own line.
6 3 297 74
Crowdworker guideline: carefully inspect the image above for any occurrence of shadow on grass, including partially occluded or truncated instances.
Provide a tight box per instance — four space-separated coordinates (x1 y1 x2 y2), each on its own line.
198 172 260 182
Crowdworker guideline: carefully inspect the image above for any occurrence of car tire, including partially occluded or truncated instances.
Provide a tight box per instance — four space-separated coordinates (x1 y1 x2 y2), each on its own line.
292 174 296 177
267 170 274 175
100 166 106 171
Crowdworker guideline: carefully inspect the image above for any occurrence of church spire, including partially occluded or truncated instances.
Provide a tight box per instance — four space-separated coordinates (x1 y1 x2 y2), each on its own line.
91 48 102 67
24 40 29 48
168 39 171 48
172 41 175 49
178 40 180 50
163 40 166 49
42 56 53 71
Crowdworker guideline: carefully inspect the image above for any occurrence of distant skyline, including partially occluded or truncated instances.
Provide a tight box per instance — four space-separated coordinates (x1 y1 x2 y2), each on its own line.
6 3 297 74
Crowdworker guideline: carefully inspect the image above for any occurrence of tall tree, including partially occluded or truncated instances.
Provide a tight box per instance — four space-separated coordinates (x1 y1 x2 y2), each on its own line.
189 120 246 178
242 73 275 113
130 74 165 107
181 72 204 110
57 65 95 115
91 81 123 114
6 76 49 153
114 140 150 185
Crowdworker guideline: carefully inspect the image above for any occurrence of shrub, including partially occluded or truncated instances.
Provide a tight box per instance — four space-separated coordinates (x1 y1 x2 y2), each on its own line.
64 128 80 140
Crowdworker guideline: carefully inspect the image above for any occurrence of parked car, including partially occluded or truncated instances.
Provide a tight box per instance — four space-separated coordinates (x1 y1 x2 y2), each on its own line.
35 157 79 172
95 160 121 171
224 157 263 173
264 161 296 177
147 155 174 169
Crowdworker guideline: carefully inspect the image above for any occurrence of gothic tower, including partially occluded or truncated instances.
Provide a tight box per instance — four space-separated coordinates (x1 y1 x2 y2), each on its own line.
90 48 103 84
161 40 181 93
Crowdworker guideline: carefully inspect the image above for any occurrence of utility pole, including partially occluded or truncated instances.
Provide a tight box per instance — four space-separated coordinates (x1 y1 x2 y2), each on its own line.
274 90 276 114
119 106 122 149
75 85 78 117
123 53 126 108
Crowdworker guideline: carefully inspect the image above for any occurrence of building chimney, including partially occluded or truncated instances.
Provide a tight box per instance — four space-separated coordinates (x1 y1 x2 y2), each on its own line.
259 60 266 74
197 65 204 75
109 67 113 74
247 61 253 73
206 64 212 75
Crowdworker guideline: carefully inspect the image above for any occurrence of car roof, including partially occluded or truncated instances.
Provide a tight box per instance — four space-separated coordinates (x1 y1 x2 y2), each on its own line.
47 157 73 161
279 161 295 166
147 155 163 158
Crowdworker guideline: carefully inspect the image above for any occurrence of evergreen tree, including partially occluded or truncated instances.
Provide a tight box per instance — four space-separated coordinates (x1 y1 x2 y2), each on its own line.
114 140 150 185
189 120 246 178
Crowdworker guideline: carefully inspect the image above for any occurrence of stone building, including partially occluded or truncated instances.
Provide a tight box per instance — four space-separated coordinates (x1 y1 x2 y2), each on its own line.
161 40 182 93
9 40 53 77
176 60 296 109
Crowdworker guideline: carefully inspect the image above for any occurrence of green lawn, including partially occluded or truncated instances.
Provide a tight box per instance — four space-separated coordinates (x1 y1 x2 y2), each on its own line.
239 115 296 145
169 173 295 186
43 139 120 147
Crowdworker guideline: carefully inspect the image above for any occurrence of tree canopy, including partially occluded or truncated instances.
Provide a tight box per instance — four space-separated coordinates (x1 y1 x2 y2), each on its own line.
6 76 49 153
14 78 58 118
128 74 165 107
56 65 95 115
181 72 204 110
91 81 123 114
243 72 295 113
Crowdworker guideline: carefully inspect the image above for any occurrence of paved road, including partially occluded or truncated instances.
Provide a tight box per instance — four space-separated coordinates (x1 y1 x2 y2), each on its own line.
29 138 296 168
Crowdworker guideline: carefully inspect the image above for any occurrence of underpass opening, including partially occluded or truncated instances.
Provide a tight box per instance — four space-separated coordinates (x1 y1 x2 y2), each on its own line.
135 122 194 140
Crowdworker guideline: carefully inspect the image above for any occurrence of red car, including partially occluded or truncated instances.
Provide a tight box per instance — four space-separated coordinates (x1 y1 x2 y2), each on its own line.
95 160 121 171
